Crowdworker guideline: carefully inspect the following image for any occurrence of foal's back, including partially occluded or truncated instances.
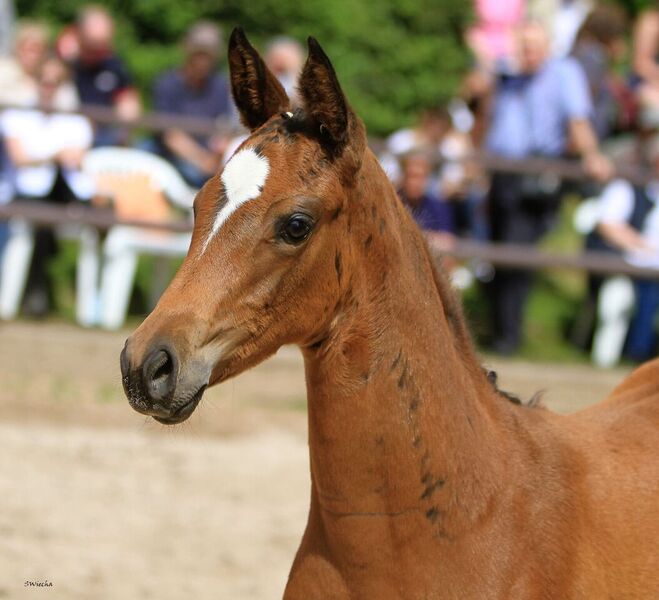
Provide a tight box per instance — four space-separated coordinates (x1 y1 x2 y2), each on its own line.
574 357 659 433
559 359 659 596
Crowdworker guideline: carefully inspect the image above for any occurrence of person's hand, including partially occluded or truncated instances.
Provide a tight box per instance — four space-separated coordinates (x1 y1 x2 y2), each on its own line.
441 180 468 200
56 148 85 170
197 150 221 175
633 238 659 256
209 134 231 159
115 90 142 122
582 151 614 182
426 231 457 252
91 193 113 208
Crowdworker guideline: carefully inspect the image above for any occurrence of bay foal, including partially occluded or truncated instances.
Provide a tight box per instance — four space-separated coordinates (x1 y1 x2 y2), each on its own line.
121 29 659 599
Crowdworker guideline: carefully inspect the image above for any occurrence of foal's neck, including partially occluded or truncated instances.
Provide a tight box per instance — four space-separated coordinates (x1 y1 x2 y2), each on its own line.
301 157 511 541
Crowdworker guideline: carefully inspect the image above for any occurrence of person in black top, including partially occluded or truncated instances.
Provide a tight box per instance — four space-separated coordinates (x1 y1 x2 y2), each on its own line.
71 5 141 146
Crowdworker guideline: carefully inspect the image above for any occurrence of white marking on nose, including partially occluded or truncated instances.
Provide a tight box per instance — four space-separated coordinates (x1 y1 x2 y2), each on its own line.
200 148 270 254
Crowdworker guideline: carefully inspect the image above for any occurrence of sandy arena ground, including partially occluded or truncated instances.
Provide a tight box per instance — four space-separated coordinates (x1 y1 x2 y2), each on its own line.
0 321 633 600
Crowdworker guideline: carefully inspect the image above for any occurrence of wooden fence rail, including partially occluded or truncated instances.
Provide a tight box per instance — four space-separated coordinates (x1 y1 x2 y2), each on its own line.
1 200 658 280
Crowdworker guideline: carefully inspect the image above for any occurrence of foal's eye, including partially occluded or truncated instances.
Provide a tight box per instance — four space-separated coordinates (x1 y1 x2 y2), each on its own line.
279 213 314 245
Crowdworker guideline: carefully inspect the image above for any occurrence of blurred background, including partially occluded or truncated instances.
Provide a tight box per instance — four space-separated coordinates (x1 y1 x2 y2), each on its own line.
1 0 658 598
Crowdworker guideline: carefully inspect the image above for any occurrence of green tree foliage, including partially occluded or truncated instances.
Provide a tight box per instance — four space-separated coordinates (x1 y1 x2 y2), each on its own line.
617 0 657 17
15 0 472 135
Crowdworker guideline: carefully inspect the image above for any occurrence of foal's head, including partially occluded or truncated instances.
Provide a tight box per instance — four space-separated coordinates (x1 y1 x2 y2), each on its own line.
121 29 373 423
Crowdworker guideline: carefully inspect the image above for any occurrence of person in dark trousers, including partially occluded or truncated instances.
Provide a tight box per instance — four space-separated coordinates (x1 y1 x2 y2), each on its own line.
485 20 612 355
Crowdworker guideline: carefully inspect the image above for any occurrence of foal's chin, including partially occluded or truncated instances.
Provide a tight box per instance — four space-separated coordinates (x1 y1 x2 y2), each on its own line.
150 385 207 425
125 381 207 425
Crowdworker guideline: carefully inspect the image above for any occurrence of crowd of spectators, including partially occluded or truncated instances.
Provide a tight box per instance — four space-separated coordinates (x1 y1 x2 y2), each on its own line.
0 7 241 321
391 1 659 363
0 2 658 366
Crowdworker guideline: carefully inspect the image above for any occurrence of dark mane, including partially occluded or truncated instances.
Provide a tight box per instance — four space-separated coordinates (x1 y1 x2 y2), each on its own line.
421 239 542 408
485 368 545 407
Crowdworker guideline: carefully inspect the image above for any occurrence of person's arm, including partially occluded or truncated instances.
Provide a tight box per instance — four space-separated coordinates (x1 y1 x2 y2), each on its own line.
55 147 86 170
55 116 94 171
152 73 220 174
598 221 655 254
162 129 220 174
568 118 613 181
633 10 659 86
597 179 655 254
114 87 142 121
4 136 51 167
561 59 613 181
111 58 142 121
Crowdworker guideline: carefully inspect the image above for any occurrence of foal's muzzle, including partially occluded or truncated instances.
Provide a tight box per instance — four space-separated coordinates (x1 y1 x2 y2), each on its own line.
120 340 205 424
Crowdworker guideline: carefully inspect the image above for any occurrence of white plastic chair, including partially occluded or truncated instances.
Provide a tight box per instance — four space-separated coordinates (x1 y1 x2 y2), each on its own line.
573 198 635 368
0 213 99 323
82 147 197 330
0 217 33 319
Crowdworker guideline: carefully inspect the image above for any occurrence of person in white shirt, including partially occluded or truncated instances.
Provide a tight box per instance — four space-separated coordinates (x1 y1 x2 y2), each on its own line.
0 55 94 316
595 136 659 361
597 181 659 269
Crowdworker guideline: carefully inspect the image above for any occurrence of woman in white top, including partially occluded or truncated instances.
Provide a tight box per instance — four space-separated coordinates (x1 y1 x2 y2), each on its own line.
0 55 94 316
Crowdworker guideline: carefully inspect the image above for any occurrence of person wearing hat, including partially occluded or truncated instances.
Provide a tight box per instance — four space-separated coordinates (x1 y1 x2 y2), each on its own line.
151 21 234 188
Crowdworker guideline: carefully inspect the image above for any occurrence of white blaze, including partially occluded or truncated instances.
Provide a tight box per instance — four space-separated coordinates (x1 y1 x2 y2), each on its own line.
200 148 270 254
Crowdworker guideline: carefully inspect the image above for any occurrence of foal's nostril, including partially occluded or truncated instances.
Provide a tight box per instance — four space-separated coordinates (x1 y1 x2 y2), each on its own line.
143 347 177 401
152 352 172 382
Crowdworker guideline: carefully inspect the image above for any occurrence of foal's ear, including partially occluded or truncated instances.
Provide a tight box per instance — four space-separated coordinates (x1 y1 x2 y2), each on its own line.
228 28 290 130
299 37 354 151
